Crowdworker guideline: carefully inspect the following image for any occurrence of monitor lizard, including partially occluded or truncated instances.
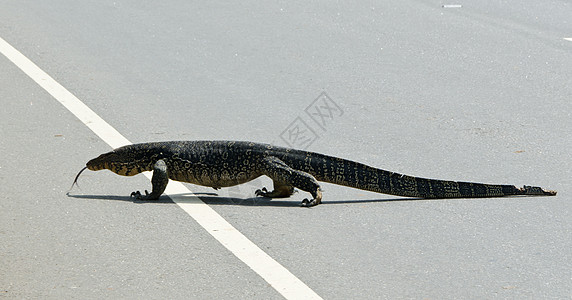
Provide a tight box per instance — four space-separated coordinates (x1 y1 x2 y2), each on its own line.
72 140 556 206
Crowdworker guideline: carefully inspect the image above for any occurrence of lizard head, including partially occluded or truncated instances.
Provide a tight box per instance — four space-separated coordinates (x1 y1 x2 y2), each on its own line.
85 145 154 176
86 150 125 172
71 145 156 189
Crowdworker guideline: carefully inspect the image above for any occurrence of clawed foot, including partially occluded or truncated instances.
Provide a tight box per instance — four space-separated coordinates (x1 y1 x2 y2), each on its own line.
130 190 160 200
301 189 322 207
255 187 270 197
255 186 297 198
300 198 320 207
130 190 148 199
256 187 321 207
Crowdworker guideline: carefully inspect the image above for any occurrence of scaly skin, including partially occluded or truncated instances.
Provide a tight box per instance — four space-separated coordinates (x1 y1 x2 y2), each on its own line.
73 141 557 207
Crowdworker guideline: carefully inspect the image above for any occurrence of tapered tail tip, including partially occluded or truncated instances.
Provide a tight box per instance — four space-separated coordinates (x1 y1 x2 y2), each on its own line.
519 185 557 196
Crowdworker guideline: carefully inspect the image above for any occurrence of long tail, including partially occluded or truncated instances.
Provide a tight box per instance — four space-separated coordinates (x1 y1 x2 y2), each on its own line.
287 152 556 198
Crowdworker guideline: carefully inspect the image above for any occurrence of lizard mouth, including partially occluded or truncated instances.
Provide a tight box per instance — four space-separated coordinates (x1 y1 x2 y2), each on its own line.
86 161 106 171
86 153 112 171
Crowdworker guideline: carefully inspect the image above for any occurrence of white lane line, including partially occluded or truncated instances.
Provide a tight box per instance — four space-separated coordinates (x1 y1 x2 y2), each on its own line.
0 38 130 149
565 38 572 42
0 36 322 300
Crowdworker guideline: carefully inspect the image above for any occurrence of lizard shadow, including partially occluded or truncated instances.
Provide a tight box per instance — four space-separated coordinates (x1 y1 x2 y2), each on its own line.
196 195 525 206
66 193 174 204
198 195 301 207
195 195 426 207
66 192 297 206
67 192 430 206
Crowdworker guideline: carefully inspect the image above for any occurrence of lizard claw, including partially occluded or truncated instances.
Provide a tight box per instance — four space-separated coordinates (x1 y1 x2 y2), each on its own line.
300 198 314 207
300 189 322 207
130 190 150 200
300 198 320 207
255 187 269 197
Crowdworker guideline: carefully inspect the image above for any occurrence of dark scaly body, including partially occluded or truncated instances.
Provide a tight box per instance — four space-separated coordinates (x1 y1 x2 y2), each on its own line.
74 140 557 206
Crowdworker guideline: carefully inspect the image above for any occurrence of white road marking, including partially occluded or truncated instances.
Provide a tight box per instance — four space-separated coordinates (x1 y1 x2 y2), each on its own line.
564 38 572 42
0 38 130 149
0 36 322 300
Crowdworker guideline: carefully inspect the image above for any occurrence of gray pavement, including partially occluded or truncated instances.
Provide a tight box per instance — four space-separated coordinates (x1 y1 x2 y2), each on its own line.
1 1 571 299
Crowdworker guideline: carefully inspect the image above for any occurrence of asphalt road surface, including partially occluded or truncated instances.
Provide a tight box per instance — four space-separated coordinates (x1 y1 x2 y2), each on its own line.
1 1 571 299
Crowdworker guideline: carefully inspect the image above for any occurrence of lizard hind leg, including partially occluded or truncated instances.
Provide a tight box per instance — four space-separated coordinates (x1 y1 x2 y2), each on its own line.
256 156 322 207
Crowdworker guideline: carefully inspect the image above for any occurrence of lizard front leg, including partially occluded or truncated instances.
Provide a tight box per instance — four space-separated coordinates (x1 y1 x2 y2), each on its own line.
131 159 169 200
